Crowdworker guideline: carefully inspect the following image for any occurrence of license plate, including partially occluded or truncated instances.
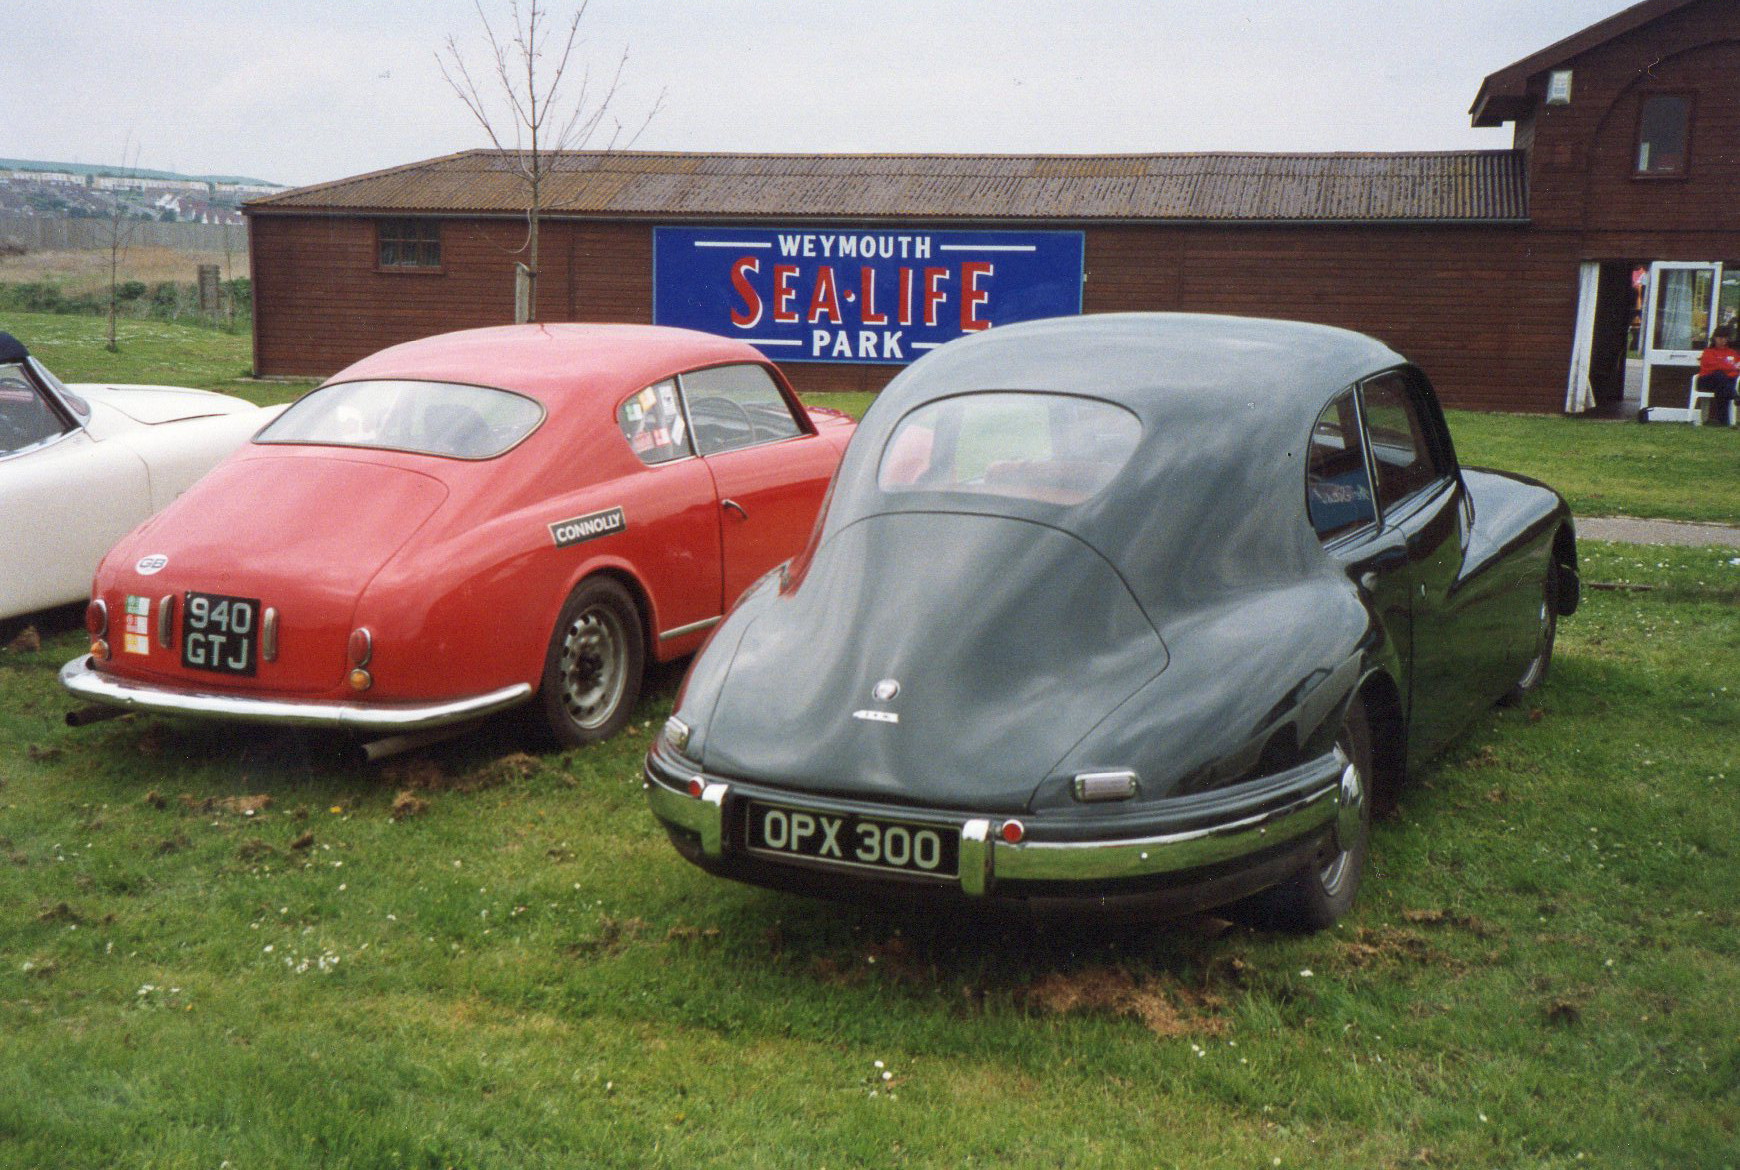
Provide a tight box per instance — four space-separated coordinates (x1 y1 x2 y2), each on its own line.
746 801 959 878
181 591 260 676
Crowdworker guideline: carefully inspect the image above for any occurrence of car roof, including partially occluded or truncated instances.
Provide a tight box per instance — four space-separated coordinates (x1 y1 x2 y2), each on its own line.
872 312 1403 426
323 323 772 403
824 313 1416 611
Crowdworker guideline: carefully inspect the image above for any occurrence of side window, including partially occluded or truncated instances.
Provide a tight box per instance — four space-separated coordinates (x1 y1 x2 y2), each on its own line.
681 364 803 456
617 378 691 465
1635 93 1690 177
1361 372 1447 511
0 362 74 457
1306 388 1376 540
378 219 442 269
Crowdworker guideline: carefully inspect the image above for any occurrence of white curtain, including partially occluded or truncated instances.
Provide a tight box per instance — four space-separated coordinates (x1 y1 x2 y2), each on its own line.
1565 261 1599 413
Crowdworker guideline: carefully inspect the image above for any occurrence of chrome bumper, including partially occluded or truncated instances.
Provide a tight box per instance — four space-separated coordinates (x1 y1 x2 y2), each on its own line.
646 750 1345 896
60 655 532 732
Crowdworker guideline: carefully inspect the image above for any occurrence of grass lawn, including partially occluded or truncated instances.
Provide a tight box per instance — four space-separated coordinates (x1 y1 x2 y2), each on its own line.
1 546 1736 1166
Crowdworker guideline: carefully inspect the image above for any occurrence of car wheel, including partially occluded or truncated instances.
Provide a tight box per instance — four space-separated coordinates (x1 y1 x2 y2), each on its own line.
537 577 645 747
1241 696 1373 933
1503 566 1558 704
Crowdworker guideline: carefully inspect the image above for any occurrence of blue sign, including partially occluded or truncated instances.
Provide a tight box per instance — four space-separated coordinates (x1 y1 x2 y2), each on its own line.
653 226 1084 364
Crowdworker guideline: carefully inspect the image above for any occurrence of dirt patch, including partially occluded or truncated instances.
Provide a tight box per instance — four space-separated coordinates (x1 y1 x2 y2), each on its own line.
1024 967 1228 1038
1401 908 1499 937
1338 925 1440 968
4 626 41 653
384 751 540 798
390 790 430 821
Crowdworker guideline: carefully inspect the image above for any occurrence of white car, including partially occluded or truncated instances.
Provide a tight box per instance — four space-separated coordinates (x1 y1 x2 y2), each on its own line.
0 330 284 628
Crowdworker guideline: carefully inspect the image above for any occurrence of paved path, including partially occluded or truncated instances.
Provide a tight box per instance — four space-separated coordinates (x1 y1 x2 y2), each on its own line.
1579 516 1740 548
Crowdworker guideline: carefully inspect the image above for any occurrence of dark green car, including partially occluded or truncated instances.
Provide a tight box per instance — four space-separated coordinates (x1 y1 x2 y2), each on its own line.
647 313 1579 930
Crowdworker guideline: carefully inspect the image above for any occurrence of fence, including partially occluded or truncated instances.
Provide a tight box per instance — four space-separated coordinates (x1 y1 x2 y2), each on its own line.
0 216 246 252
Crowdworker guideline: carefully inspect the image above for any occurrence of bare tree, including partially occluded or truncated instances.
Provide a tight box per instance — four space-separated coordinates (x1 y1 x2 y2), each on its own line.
101 140 145 352
439 0 663 322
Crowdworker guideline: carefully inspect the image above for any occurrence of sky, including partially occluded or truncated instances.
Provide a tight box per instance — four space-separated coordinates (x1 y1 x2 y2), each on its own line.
3 1 1630 189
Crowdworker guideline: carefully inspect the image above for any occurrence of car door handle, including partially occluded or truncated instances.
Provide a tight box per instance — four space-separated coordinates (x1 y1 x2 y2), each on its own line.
721 498 749 520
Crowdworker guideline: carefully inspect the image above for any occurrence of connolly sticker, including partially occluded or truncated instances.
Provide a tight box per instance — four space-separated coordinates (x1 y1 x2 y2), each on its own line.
135 554 169 575
549 506 626 549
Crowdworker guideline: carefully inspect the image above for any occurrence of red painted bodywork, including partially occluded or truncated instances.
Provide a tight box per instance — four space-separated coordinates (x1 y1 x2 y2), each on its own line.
86 324 853 707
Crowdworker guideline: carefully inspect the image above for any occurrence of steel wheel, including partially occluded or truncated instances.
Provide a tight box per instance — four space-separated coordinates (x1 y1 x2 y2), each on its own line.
1239 695 1373 933
538 577 644 747
1504 566 1558 704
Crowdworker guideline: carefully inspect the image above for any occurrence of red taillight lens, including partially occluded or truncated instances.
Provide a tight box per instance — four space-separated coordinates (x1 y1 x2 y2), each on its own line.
85 599 108 638
686 777 706 798
1000 819 1026 844
347 627 372 667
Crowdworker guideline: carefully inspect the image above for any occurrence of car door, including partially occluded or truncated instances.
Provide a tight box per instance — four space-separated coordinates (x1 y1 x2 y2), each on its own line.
1 363 152 618
1358 370 1480 764
1307 386 1412 707
679 362 841 610
611 377 725 641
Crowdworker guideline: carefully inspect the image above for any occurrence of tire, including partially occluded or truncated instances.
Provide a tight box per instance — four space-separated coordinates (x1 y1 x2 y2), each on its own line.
1502 565 1558 705
1240 696 1373 933
537 577 645 747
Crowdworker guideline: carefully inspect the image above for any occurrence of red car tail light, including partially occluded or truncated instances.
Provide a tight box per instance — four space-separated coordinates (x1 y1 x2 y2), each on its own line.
85 599 108 637
1000 819 1026 844
347 627 372 668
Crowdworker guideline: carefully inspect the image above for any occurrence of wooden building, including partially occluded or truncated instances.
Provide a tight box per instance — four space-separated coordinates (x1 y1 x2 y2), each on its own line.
246 0 1740 415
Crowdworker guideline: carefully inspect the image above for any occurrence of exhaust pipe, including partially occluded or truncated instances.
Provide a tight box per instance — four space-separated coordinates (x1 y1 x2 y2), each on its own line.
66 704 127 728
354 722 479 765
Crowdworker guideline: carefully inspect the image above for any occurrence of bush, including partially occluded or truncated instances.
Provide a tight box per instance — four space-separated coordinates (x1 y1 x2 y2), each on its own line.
117 280 147 302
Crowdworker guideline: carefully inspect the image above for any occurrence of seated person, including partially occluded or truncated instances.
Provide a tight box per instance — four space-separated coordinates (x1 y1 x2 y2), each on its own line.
1697 328 1739 426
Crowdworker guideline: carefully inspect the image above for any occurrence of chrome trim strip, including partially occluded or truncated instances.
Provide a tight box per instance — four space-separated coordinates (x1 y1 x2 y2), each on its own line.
59 655 531 732
658 616 721 642
988 781 1339 884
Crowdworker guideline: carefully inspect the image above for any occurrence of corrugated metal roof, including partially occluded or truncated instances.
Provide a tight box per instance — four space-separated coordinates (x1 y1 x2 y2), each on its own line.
248 149 1529 223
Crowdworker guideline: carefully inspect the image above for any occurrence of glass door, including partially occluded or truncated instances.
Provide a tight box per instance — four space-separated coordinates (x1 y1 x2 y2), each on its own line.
1640 261 1720 409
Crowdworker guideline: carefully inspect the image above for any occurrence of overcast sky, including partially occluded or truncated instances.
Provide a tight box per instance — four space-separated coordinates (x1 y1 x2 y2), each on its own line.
4 1 1627 188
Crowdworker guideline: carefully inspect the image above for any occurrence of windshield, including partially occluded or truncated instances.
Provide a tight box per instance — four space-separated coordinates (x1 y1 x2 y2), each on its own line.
877 392 1141 505
26 356 89 417
256 379 544 460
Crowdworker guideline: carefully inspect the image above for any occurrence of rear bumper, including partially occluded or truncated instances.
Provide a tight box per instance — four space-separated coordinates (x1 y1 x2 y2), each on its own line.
646 744 1348 919
60 655 532 732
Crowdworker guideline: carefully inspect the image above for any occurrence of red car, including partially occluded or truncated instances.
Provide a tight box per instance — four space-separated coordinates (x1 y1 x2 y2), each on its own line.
61 324 853 748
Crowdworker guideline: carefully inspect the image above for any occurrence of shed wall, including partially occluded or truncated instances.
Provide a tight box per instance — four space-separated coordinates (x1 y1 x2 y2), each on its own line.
251 214 1571 412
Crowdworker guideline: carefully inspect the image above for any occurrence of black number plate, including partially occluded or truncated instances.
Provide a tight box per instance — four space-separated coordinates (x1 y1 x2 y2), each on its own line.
181 591 260 676
746 801 959 878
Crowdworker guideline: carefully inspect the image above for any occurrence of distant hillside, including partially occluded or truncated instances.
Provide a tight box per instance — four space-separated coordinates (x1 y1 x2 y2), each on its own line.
0 158 283 189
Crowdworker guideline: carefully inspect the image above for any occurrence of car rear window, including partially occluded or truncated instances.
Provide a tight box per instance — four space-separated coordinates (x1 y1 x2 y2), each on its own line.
256 380 544 460
878 392 1140 505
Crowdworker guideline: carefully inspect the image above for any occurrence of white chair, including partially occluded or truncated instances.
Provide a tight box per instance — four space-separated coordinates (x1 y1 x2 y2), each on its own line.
1688 373 1738 426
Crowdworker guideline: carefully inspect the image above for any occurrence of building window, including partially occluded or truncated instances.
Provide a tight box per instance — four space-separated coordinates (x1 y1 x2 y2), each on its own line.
378 219 441 268
1635 94 1690 176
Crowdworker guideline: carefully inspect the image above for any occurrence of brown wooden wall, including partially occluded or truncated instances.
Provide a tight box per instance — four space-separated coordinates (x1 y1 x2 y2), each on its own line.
251 213 1580 412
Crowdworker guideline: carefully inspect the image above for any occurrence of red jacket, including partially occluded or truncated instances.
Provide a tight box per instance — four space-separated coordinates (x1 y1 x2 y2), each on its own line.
1699 344 1740 378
